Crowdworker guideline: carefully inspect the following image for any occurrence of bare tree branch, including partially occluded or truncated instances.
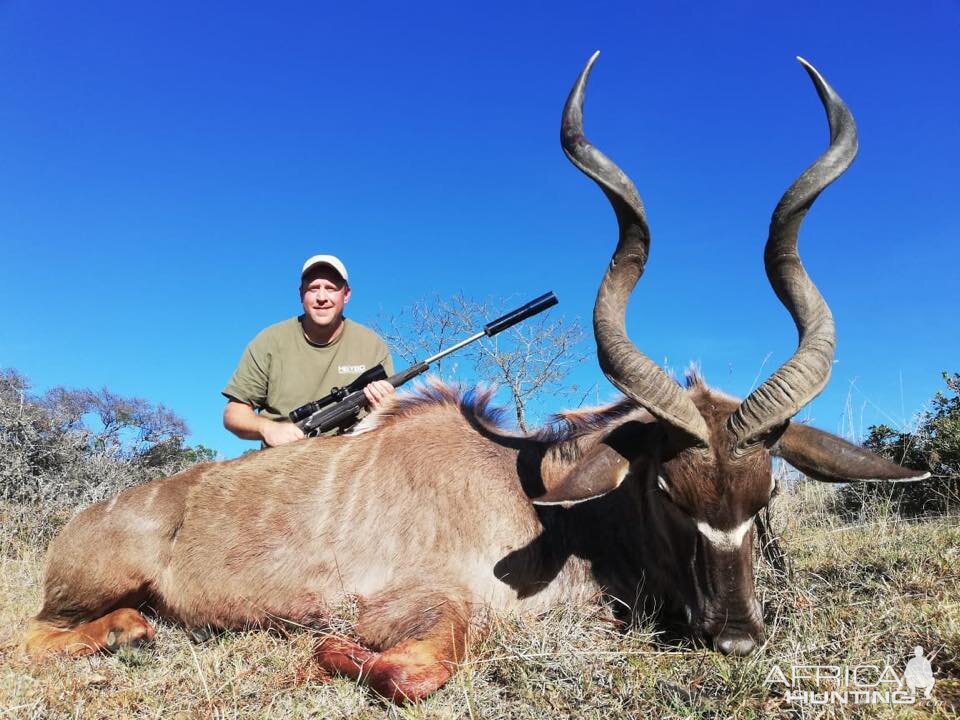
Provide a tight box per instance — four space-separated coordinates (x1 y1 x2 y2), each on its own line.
374 294 587 430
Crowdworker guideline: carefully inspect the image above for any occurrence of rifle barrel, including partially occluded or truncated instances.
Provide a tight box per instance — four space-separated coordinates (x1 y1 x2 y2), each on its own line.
421 292 558 364
422 331 485 365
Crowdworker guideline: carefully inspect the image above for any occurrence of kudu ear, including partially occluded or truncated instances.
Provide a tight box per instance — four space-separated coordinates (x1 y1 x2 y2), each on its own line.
773 422 930 483
532 421 655 506
532 443 630 506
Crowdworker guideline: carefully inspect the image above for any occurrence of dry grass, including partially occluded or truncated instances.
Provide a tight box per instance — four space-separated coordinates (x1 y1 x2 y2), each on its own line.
1 484 958 719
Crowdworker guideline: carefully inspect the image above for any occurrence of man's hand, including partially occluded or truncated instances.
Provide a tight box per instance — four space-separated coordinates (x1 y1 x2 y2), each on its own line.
259 419 305 447
362 380 395 410
223 400 305 447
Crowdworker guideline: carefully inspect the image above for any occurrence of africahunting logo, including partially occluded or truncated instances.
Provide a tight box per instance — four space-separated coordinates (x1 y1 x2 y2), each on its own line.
764 646 935 705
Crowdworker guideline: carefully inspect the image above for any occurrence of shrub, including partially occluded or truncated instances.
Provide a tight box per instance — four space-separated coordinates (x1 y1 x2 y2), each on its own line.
0 368 214 540
837 371 960 517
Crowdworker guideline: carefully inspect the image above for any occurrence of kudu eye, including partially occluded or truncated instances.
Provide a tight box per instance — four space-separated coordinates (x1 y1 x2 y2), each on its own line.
657 475 671 494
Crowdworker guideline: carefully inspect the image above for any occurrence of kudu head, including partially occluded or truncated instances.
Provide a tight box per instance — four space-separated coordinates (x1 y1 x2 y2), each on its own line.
537 53 929 655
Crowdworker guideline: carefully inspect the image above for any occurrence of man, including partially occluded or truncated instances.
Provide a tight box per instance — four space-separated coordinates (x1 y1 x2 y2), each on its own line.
222 254 395 447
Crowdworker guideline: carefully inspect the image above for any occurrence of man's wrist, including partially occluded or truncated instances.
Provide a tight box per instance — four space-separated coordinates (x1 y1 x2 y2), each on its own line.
257 416 275 442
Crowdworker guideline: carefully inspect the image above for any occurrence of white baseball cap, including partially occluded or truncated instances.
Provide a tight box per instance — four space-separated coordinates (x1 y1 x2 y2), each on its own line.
300 254 348 282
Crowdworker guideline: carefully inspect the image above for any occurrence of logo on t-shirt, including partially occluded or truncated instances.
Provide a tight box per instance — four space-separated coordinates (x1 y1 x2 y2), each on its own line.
338 365 367 374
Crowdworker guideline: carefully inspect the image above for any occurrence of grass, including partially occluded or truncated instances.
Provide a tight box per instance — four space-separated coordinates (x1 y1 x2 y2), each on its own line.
1 483 958 719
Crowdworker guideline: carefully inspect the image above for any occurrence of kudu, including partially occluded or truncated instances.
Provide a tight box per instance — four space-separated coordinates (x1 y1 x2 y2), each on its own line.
23 55 928 702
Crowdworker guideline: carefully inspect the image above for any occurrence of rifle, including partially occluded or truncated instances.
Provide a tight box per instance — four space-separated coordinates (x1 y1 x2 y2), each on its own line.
289 291 559 436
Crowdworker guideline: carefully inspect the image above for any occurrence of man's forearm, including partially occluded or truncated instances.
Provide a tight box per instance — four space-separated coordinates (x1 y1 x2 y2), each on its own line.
223 401 269 441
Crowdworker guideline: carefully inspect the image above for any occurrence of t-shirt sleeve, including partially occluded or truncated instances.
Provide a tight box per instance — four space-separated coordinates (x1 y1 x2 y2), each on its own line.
221 339 270 408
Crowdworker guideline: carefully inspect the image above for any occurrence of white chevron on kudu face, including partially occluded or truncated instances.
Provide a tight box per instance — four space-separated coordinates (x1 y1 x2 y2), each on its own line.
696 518 754 551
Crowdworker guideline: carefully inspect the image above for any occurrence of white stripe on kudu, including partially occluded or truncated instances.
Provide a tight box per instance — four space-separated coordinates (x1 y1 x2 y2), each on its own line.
696 517 754 551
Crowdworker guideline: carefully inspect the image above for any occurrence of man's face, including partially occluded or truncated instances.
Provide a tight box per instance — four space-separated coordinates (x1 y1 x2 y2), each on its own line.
300 266 350 329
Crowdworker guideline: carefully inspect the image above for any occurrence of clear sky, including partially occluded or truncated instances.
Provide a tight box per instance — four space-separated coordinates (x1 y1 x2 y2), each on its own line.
1 1 957 459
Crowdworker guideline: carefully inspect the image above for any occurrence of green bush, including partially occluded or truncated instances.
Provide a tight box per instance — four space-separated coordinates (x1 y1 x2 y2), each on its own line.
837 371 960 517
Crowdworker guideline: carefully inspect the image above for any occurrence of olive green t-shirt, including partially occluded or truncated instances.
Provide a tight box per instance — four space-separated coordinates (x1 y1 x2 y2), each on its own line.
221 317 394 424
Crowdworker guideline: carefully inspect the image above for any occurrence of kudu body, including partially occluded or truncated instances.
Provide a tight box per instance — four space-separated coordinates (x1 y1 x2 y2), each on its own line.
23 56 927 702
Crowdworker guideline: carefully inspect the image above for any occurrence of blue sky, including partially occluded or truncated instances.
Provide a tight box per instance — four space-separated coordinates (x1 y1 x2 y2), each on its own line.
1 1 957 459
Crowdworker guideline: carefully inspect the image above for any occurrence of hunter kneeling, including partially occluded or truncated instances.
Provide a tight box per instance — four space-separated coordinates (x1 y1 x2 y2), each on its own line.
222 254 395 447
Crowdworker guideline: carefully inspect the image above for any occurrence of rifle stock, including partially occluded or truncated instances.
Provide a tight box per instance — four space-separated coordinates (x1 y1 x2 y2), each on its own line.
295 361 430 435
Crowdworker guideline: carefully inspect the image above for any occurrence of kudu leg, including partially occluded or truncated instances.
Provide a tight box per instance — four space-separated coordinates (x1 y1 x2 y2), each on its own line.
314 587 471 703
20 476 184 659
22 608 156 657
22 552 158 658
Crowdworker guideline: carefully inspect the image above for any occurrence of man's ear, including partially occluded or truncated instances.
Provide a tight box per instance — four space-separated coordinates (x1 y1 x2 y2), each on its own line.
774 422 930 483
532 421 656 506
343 284 351 305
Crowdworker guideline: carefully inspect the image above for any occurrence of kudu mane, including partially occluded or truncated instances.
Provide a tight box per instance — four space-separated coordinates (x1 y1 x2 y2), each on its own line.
355 380 508 433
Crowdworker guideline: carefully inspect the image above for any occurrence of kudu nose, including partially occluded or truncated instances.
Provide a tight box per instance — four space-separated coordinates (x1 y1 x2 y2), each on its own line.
715 634 757 656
